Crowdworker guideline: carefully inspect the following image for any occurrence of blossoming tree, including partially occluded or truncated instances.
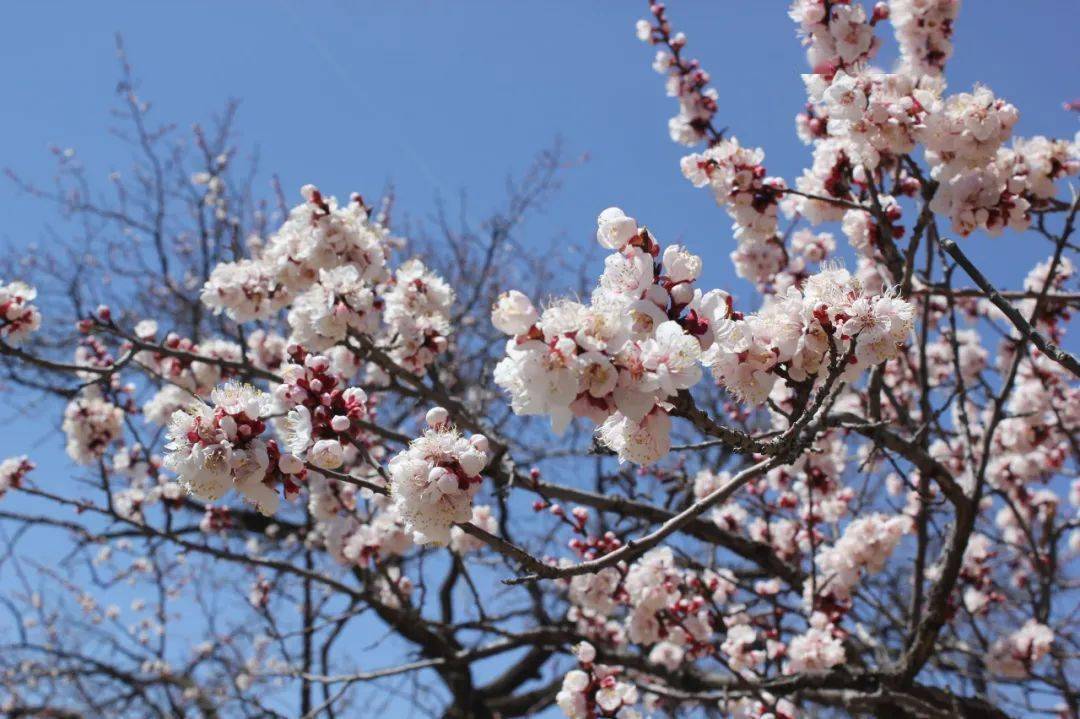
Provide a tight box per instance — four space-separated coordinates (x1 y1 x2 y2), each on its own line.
1 3 1078 717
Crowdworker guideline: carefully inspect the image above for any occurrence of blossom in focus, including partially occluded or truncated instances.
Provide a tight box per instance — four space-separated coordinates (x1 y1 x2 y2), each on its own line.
164 382 299 515
387 408 490 545
491 290 538 336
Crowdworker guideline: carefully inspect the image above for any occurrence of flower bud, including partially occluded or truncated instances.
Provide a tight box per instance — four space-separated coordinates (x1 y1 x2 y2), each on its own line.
425 406 450 428
278 453 304 475
309 440 344 470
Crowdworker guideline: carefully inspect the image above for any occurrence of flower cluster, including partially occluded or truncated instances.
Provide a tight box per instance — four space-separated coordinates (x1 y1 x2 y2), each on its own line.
381 259 455 374
889 0 960 77
919 86 1026 236
0 280 42 346
386 407 490 545
721 619 768 673
313 471 414 567
137 330 244 425
982 358 1075 493
321 492 414 567
929 160 1030 239
202 185 453 375
636 3 719 146
721 696 798 719
287 265 380 351
680 139 787 279
203 185 389 321
497 209 915 463
815 512 912 601
374 566 415 609
62 390 126 464
785 612 846 674
986 621 1055 679
244 329 288 372
557 642 643 719
789 0 882 78
0 456 34 499
562 540 741 673
924 329 987 386
495 208 718 464
703 265 915 405
1003 135 1080 207
276 348 371 471
789 138 860 226
199 505 233 534
164 382 299 515
954 533 998 615
200 259 288 323
808 70 938 170
624 547 719 652
841 196 905 262
111 470 183 524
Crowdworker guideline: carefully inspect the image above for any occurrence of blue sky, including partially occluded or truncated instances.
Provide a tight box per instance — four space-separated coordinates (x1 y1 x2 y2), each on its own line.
2 1 1076 297
0 2 1077 715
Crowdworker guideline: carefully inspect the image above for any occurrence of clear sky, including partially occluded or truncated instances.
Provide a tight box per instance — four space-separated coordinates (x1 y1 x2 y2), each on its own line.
0 2 1077 716
1 1 1077 297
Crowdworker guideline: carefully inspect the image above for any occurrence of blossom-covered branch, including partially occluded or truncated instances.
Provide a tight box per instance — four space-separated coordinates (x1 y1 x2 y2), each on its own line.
1 3 1078 718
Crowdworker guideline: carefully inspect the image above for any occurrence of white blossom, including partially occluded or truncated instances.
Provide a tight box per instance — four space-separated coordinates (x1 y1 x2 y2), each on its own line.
387 409 490 545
